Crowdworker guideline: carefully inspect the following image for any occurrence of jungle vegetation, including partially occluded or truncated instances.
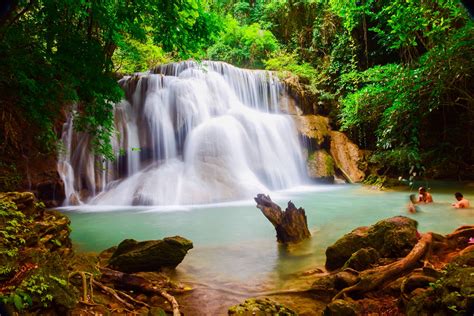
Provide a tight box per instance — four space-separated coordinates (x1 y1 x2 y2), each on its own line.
0 0 473 179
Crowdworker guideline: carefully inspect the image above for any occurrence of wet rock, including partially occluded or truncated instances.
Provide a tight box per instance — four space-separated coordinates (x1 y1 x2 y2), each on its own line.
329 131 365 183
108 236 193 273
334 271 359 289
307 149 335 183
323 299 359 316
293 115 331 149
0 191 36 215
228 298 297 315
343 247 380 271
310 274 338 297
36 177 65 207
325 216 418 271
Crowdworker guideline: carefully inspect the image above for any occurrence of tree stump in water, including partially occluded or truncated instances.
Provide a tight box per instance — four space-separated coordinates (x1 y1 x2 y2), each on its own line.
255 194 311 243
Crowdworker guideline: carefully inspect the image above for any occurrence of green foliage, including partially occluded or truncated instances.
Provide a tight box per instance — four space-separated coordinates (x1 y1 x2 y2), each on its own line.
265 51 317 82
0 200 29 257
0 196 77 311
0 0 221 158
113 35 171 74
339 21 474 176
208 16 280 68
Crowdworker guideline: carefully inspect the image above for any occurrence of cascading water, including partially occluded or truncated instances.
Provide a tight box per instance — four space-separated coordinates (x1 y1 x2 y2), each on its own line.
58 61 307 206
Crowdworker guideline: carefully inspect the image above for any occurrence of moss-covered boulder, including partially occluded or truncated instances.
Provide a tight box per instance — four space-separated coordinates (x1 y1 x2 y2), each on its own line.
325 216 418 270
406 250 474 316
228 298 297 315
108 236 193 273
307 149 335 182
343 247 380 271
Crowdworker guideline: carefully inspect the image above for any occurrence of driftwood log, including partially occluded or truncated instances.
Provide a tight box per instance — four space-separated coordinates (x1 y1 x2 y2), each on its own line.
255 194 311 243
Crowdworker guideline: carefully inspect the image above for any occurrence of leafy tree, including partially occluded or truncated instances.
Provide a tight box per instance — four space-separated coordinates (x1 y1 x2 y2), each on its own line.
208 16 279 68
0 0 221 159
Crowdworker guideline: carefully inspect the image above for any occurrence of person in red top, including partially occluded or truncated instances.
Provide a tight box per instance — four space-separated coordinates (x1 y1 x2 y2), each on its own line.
452 192 470 208
418 187 433 203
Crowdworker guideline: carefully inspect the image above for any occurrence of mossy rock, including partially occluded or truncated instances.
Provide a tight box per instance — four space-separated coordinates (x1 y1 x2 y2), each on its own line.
323 299 359 316
310 274 338 297
307 149 335 182
228 298 297 315
325 216 418 271
343 247 380 271
108 236 193 273
406 250 474 316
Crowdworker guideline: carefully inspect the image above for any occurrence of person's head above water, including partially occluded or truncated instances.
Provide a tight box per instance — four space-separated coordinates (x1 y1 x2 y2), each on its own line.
455 192 463 201
409 194 417 203
418 187 427 194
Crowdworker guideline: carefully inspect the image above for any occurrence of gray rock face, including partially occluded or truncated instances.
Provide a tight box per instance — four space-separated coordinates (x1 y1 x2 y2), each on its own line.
108 236 193 273
325 216 418 271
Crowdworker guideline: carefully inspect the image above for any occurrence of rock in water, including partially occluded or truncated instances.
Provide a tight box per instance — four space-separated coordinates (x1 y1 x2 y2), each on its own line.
108 236 193 273
325 216 418 271
255 194 311 243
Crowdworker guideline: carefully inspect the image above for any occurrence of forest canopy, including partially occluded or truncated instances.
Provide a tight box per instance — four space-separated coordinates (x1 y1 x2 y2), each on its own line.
0 0 473 179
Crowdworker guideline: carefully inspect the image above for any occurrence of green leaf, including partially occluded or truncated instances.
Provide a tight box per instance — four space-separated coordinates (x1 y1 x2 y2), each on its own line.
13 294 23 310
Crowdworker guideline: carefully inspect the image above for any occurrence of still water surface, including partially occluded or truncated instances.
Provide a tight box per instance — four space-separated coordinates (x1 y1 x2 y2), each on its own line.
61 183 473 314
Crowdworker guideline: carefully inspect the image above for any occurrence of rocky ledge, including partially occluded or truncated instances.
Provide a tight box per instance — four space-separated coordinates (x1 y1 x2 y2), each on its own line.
0 192 193 315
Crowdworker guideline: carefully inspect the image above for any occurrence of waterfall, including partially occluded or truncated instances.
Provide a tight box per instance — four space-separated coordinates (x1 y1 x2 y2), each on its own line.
58 61 307 206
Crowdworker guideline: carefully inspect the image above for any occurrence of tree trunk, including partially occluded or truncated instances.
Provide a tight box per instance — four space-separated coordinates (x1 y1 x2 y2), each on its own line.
255 194 311 243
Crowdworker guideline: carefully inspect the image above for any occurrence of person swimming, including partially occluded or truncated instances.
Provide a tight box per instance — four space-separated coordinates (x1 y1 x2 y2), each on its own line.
408 194 420 213
452 192 470 208
418 187 433 203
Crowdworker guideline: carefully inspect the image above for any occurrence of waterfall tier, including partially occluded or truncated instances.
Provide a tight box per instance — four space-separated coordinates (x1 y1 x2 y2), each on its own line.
58 61 306 206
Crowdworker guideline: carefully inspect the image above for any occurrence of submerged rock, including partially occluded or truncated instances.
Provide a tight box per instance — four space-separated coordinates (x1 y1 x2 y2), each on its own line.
228 298 297 315
108 236 193 273
325 216 418 270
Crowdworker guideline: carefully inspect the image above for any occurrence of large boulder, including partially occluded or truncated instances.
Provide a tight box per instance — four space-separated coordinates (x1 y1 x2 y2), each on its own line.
108 236 193 273
329 131 365 183
325 216 419 271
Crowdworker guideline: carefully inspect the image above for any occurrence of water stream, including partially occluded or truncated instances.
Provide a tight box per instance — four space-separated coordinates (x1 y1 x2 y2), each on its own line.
62 183 473 314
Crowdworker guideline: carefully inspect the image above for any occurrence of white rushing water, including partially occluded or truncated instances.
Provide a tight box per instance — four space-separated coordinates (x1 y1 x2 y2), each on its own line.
58 61 307 206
